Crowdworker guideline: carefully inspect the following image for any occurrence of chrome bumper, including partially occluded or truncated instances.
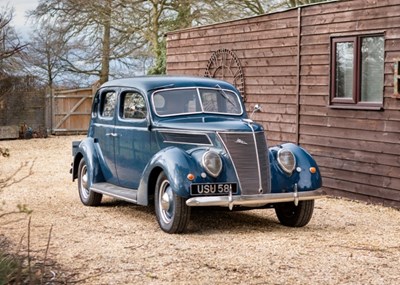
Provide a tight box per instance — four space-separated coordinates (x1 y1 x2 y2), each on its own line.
186 189 325 209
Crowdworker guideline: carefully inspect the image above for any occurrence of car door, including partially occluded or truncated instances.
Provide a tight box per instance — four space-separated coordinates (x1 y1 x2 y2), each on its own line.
92 89 119 184
114 90 154 189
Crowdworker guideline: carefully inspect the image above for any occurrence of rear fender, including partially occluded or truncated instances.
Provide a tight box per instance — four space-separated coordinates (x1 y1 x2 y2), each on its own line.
72 138 105 187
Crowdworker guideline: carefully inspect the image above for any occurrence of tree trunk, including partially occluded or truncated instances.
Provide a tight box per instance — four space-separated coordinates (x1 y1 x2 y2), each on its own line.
99 0 112 84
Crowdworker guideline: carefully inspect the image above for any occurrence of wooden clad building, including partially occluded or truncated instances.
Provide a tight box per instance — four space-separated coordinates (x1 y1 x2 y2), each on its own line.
166 0 400 208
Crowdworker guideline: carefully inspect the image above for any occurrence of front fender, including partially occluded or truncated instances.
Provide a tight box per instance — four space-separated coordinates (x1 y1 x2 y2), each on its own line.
138 147 200 204
269 143 322 193
72 138 105 188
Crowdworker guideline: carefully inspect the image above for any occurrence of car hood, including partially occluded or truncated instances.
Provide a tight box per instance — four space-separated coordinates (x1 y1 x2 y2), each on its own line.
152 116 264 132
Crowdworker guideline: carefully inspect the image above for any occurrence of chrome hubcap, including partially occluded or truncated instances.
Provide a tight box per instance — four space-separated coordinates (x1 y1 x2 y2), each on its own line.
159 180 174 224
80 164 90 199
161 192 170 211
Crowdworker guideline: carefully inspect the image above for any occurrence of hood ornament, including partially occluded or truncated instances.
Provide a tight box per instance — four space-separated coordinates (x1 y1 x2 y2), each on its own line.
235 138 248 145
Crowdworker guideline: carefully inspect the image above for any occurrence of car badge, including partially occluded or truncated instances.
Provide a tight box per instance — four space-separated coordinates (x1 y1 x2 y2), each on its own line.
235 138 248 145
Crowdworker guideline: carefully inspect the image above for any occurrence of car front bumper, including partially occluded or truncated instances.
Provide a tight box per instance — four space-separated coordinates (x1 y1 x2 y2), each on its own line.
186 186 325 209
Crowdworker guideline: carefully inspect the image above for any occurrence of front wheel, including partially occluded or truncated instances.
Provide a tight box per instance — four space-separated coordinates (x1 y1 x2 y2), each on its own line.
154 171 190 233
274 200 314 227
78 158 102 206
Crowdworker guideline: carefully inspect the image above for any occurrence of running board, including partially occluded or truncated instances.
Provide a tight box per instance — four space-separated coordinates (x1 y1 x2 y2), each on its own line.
91 183 138 203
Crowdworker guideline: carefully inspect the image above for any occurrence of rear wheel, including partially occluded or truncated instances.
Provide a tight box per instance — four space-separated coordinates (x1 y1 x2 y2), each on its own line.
78 158 102 206
274 200 314 227
154 171 190 233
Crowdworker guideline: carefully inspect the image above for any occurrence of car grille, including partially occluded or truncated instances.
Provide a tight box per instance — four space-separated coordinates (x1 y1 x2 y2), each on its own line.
218 132 271 195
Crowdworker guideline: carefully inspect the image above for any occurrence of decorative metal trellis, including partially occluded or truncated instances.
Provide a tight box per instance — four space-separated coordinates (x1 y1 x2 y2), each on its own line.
205 48 246 101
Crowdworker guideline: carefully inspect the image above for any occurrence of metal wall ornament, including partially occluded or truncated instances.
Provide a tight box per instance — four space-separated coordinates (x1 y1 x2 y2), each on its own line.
205 49 246 101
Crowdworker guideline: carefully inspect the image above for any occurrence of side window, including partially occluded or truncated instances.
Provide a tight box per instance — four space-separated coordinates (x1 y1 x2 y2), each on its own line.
92 92 100 118
121 92 147 120
330 34 384 108
100 91 117 118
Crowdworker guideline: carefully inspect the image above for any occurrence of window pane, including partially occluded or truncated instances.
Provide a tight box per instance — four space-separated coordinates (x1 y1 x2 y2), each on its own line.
101 91 116 117
122 92 147 119
199 89 242 114
153 88 200 116
335 42 354 98
361 36 384 102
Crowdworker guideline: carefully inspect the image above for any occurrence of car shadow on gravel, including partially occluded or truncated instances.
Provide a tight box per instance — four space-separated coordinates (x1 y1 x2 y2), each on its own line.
98 199 290 234
188 207 284 234
100 198 155 216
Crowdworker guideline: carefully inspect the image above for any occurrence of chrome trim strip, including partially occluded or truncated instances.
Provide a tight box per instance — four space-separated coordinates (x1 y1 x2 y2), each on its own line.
186 190 325 207
162 140 210 146
244 120 263 193
154 129 210 134
151 87 244 117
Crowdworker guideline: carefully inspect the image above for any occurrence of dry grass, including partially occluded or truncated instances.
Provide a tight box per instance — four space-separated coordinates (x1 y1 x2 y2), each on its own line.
0 136 400 284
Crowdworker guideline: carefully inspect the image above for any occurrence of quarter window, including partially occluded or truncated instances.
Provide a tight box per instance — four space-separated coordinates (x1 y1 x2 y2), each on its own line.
331 35 384 108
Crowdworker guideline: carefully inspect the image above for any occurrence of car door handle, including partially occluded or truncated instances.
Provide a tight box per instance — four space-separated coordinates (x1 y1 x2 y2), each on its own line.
105 133 118 137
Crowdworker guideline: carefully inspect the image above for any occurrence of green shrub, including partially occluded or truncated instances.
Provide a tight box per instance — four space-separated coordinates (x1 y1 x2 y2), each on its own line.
0 251 19 285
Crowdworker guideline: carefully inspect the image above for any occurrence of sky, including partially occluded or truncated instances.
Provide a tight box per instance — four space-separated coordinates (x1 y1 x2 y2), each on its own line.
3 0 40 38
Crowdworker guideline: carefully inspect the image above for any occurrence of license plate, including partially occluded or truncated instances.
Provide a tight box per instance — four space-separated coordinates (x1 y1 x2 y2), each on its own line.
190 183 237 196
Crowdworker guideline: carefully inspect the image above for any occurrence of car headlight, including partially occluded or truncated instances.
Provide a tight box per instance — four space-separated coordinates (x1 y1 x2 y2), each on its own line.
277 148 296 175
202 151 222 178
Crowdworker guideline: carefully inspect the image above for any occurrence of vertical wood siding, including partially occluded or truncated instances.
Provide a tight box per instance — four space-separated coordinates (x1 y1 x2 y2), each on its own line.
166 0 400 208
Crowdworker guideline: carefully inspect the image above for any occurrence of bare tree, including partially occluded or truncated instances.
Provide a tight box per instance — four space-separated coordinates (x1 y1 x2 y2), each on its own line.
20 24 69 89
286 0 330 7
30 0 146 84
27 0 331 81
0 8 27 75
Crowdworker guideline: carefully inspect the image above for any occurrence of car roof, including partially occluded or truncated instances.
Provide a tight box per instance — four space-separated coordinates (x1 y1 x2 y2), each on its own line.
99 76 238 93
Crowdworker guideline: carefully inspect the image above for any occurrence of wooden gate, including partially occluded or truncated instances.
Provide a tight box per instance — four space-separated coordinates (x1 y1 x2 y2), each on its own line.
49 86 96 134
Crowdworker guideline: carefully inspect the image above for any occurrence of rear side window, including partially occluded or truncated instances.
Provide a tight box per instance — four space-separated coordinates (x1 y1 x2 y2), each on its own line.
100 91 117 118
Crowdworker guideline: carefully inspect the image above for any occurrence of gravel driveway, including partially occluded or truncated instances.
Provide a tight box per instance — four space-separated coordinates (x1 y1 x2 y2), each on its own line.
1 136 399 284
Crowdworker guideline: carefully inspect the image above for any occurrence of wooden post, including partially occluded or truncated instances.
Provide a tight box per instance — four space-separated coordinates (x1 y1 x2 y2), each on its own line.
394 59 400 98
295 7 302 145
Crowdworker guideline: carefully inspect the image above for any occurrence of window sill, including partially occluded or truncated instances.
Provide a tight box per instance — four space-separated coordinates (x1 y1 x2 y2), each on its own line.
328 104 383 111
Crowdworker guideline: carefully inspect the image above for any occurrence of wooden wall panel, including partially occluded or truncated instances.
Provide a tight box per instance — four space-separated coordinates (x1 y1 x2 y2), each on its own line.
298 0 400 207
167 7 299 146
167 0 400 207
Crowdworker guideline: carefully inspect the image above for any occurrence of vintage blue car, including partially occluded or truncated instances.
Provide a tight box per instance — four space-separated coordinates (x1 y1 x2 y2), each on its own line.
71 76 324 233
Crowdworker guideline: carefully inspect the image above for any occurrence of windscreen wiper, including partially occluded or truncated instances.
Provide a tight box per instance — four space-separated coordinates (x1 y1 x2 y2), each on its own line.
215 84 236 107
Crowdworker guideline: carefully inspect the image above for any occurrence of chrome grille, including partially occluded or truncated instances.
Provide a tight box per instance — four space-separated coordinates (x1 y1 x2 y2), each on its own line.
218 132 271 195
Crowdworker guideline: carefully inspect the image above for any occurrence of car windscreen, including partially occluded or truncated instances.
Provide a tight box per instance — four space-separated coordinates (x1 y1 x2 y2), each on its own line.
152 87 243 117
